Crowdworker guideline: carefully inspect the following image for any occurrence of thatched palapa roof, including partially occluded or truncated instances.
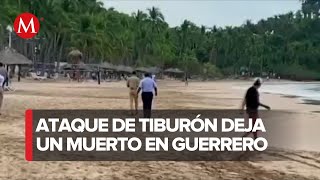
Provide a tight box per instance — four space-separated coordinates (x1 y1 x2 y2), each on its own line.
116 65 133 73
68 49 83 58
164 68 184 74
0 48 32 65
98 62 115 70
135 67 149 73
68 49 83 64
61 64 73 70
148 67 161 74
62 63 93 71
135 67 161 74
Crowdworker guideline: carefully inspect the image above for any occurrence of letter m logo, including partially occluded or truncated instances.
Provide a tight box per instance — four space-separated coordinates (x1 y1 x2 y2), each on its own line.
14 13 40 39
17 17 36 34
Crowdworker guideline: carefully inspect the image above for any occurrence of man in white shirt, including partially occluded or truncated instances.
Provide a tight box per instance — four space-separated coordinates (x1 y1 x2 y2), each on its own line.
0 63 8 88
0 74 5 115
137 73 157 118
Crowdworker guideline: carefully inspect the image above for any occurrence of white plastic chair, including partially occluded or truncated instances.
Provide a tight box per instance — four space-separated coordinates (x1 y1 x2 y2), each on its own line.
30 72 47 80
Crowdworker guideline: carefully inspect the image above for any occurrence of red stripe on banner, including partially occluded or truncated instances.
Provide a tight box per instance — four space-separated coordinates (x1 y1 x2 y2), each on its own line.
25 109 33 161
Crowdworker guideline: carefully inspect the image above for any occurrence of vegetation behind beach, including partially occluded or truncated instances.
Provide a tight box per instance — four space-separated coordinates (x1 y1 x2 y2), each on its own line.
0 0 320 80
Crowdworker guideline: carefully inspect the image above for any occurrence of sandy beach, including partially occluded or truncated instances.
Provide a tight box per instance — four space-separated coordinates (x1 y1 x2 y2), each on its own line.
1 80 319 180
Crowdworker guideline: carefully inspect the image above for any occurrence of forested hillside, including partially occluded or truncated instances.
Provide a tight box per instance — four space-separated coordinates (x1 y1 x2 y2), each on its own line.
0 0 319 80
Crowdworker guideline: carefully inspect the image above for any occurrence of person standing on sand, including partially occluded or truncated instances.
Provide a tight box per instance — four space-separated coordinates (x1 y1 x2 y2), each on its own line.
152 74 156 82
185 73 188 86
0 74 5 115
137 73 157 118
127 71 140 115
241 79 271 139
0 63 8 88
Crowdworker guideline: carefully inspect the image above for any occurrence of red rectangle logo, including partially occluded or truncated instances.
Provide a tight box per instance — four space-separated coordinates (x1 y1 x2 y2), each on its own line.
25 109 33 161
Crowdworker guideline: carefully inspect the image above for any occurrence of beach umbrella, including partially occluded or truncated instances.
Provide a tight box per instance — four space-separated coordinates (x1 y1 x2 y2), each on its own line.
67 49 84 82
61 64 73 70
0 47 32 82
148 67 161 74
164 68 184 74
125 66 134 73
173 68 184 74
99 62 115 70
0 47 32 65
77 63 93 71
164 68 172 73
68 49 82 58
135 67 149 73
116 65 133 73
68 49 83 64
62 63 92 71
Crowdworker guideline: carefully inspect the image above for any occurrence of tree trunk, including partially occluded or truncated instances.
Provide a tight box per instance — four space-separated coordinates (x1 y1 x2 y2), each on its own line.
18 65 21 82
42 39 54 75
56 35 65 73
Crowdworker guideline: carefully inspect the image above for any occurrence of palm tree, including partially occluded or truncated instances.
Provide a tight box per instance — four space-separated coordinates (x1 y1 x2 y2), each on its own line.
132 10 148 64
1 0 320 80
147 7 165 33
178 20 192 57
301 0 320 18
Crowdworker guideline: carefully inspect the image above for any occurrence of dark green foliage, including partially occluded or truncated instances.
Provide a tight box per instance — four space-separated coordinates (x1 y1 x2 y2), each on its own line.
0 0 319 80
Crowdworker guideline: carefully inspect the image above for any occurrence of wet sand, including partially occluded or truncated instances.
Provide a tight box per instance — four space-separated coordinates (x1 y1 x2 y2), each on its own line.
1 80 319 180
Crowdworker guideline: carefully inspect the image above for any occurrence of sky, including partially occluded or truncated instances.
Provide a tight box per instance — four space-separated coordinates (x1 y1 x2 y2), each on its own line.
102 0 301 28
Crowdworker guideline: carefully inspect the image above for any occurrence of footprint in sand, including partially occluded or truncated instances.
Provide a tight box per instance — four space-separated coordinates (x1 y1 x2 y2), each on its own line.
286 165 294 170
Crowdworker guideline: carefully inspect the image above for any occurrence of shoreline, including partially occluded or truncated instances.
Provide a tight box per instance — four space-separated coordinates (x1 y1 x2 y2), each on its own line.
227 80 320 105
263 93 320 106
172 78 320 83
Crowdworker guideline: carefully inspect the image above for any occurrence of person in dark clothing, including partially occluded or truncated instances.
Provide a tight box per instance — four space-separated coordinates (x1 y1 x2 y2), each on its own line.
241 79 270 139
184 73 188 86
137 73 158 118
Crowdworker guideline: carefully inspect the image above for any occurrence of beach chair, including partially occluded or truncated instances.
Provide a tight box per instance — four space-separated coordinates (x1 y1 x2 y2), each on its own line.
30 72 47 81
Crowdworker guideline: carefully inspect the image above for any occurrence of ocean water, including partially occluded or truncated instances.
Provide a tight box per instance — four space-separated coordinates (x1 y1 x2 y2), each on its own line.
233 82 320 103
260 82 320 102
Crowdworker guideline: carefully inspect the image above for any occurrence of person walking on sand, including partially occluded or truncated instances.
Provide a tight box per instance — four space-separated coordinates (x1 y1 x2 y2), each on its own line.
127 71 140 115
0 74 5 115
137 73 157 118
0 63 8 88
241 78 270 139
184 73 188 86
152 74 156 82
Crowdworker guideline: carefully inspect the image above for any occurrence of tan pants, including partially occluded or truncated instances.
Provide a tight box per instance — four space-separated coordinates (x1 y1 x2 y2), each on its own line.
129 89 138 111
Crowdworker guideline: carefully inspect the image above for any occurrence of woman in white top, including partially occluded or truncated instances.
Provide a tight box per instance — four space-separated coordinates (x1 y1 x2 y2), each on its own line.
0 75 4 115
